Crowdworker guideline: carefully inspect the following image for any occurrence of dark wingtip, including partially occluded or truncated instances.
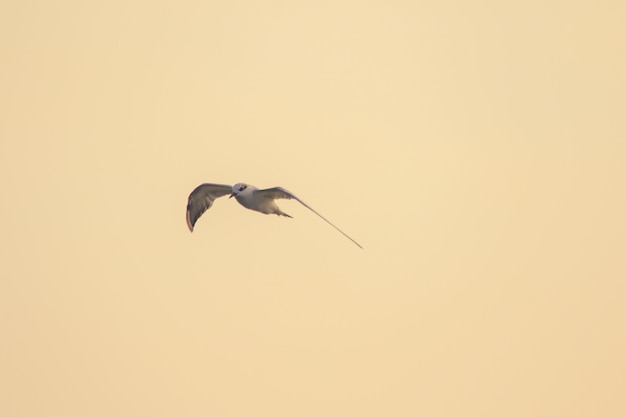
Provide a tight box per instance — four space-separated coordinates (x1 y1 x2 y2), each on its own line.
186 210 195 232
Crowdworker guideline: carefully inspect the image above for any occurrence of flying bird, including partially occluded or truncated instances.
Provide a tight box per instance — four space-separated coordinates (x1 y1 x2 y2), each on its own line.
186 182 363 248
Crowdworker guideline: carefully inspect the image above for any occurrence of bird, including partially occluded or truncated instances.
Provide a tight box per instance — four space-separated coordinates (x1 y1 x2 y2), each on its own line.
186 182 363 248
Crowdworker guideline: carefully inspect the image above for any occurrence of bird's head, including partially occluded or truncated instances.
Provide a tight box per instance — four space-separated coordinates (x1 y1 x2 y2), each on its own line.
229 183 248 198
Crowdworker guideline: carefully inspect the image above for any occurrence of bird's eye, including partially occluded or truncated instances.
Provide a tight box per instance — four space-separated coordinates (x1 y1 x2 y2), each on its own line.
239 185 246 191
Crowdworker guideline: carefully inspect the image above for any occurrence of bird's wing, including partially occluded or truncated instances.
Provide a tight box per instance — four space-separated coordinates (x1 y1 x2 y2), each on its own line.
186 183 232 232
258 187 363 248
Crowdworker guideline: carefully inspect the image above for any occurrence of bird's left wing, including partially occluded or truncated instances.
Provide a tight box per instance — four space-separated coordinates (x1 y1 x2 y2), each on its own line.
258 187 363 248
186 183 232 232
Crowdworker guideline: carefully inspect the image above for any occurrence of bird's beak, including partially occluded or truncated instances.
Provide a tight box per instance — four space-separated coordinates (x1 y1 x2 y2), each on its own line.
229 192 236 199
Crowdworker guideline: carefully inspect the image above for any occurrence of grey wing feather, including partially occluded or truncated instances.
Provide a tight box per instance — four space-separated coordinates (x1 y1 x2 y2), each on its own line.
186 183 232 232
257 187 363 248
257 187 298 202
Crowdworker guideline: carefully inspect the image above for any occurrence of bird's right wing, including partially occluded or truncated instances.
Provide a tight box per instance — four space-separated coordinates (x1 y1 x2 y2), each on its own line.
186 183 232 232
258 187 363 248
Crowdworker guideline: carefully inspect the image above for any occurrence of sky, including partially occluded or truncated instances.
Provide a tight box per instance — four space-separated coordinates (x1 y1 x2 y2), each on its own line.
1 1 625 416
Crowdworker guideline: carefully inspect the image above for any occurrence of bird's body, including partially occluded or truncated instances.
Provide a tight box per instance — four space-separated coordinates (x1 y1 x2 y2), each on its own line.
186 182 362 248
231 184 291 217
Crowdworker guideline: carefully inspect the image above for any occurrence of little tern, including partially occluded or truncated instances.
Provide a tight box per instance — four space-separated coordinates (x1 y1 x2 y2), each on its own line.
186 182 363 248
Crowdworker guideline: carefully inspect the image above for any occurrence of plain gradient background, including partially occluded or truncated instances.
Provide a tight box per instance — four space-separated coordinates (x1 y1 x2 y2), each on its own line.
1 1 625 416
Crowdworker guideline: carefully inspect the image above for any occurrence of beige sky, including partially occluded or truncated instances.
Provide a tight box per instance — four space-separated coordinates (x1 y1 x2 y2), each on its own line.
1 1 625 416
